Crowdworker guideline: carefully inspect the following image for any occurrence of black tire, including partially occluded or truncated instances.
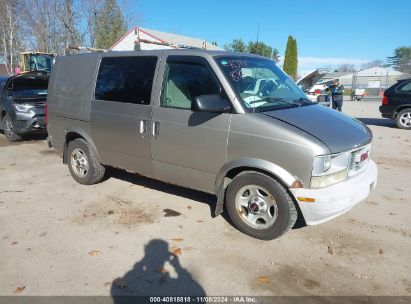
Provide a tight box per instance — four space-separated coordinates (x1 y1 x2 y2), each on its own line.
225 171 298 240
66 138 105 185
2 115 22 142
396 109 411 130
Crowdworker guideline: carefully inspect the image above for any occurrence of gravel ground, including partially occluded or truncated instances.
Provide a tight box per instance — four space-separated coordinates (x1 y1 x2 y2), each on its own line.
0 101 410 297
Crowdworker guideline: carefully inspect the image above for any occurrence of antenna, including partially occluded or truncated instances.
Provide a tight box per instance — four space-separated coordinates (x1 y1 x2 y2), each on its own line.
257 23 260 43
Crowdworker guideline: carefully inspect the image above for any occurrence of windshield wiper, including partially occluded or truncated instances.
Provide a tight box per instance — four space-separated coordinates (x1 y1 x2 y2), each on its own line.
290 98 314 107
249 97 283 105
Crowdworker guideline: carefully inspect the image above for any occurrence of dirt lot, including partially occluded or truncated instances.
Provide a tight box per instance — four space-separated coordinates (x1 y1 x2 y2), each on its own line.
0 101 410 297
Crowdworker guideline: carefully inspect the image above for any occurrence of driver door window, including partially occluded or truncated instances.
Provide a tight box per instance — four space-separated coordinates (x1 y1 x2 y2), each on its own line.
161 61 220 110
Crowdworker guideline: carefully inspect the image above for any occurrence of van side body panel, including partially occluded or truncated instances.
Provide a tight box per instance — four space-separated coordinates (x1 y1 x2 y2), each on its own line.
90 52 162 176
47 54 100 152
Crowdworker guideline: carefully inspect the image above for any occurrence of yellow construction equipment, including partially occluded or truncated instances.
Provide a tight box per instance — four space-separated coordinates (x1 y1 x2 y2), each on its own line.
20 52 55 73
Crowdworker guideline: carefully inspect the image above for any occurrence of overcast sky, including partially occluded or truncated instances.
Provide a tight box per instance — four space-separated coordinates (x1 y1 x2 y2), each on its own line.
126 0 410 73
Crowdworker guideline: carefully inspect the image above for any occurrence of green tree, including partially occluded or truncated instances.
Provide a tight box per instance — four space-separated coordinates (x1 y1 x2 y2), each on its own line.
283 35 298 80
247 41 273 58
95 0 127 49
387 46 411 73
225 38 247 52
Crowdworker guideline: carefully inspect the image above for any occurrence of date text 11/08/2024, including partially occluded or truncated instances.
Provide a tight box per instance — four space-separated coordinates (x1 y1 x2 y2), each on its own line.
149 296 257 303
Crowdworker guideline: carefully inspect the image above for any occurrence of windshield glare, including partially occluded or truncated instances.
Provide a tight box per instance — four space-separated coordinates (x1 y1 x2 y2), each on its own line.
216 56 310 112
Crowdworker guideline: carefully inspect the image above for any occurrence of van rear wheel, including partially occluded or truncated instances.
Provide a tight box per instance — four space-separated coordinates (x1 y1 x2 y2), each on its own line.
67 138 105 185
225 172 297 240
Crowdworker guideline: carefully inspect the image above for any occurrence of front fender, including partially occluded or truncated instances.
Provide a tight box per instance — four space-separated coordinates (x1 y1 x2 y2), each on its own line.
213 158 297 216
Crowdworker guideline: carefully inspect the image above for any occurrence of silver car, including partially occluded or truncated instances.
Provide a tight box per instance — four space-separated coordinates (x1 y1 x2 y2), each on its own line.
46 50 378 240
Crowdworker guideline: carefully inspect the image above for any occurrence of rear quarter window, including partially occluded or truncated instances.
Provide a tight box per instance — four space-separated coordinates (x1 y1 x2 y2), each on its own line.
396 80 411 93
95 56 158 105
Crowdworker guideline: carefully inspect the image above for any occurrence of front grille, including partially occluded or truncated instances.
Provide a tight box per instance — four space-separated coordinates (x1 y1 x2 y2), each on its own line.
348 144 371 178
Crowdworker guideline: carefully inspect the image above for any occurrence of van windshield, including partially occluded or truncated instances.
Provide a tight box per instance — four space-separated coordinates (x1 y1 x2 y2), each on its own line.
215 56 312 112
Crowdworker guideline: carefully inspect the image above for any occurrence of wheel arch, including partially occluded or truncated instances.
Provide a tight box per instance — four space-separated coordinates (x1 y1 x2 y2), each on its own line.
214 158 298 216
394 104 411 117
63 128 100 164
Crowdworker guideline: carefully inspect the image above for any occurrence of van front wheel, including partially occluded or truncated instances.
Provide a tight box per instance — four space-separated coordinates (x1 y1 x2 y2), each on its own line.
225 172 297 240
67 138 105 185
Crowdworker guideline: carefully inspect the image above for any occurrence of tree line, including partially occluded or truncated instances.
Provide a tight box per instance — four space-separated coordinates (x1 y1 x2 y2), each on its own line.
330 47 411 74
0 0 130 74
1 0 409 77
224 36 298 80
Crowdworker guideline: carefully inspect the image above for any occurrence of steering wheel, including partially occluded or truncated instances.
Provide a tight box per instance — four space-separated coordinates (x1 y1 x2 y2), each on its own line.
258 80 277 96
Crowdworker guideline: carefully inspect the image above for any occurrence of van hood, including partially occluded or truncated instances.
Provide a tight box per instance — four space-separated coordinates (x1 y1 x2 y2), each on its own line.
262 105 372 153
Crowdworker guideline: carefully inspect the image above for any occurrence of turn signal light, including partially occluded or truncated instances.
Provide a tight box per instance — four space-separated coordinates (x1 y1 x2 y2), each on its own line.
297 197 316 203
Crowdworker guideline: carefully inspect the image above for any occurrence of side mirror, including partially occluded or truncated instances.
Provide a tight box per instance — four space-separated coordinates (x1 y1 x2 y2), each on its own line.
191 94 231 113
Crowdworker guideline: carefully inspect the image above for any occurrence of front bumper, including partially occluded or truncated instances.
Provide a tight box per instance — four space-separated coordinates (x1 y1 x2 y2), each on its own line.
14 111 46 134
290 160 378 225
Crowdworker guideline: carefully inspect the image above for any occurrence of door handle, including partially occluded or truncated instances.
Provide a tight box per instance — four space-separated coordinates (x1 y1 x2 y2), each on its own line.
152 121 160 137
139 120 147 135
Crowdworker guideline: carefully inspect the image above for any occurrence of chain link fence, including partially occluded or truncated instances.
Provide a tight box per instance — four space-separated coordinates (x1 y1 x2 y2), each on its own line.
340 72 410 100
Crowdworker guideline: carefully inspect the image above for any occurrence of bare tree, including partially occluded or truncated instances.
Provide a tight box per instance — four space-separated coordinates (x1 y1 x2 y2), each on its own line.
336 63 355 73
0 0 139 65
0 0 22 75
78 0 100 48
360 59 385 70
57 0 82 50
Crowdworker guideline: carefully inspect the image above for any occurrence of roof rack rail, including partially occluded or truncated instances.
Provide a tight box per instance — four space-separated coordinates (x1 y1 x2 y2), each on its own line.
135 38 202 50
67 46 108 53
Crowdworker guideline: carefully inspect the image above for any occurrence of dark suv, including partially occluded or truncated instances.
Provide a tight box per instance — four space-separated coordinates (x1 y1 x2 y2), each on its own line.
0 71 49 141
380 78 411 129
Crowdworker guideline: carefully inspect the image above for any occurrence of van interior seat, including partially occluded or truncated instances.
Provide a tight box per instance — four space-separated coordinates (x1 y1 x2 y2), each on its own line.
165 72 192 109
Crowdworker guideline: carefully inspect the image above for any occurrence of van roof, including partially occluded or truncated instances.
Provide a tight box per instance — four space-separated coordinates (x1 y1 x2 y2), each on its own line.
63 49 267 59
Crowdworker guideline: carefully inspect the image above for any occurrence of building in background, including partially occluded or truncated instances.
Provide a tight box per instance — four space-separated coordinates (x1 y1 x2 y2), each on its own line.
318 67 409 99
111 26 223 51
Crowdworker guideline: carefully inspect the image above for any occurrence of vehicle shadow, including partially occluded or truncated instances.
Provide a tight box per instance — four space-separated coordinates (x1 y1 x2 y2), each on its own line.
106 168 217 218
0 131 47 145
106 168 306 231
111 239 206 301
356 117 397 128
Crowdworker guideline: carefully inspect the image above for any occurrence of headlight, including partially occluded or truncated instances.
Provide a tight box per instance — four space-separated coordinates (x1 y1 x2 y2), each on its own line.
310 170 347 188
13 104 33 112
310 153 350 188
312 155 332 175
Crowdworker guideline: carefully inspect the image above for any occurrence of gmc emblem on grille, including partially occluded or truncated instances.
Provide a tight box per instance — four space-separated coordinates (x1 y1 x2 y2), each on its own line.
360 152 369 162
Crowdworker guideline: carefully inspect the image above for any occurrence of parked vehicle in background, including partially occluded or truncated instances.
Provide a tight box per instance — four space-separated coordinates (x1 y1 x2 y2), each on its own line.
0 76 9 91
380 78 411 129
296 70 330 106
0 71 49 141
354 88 365 101
47 50 377 240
